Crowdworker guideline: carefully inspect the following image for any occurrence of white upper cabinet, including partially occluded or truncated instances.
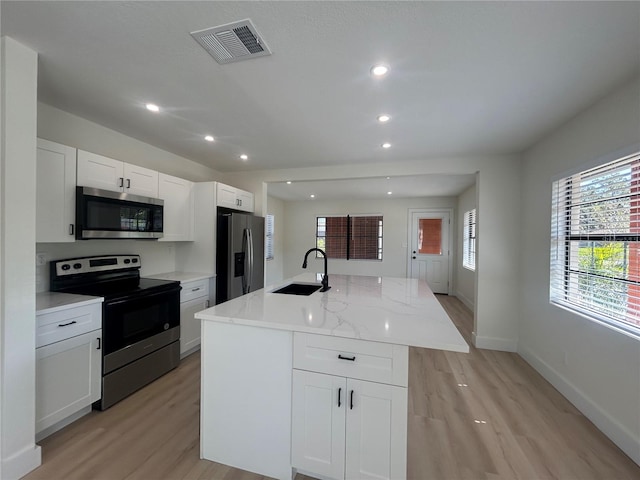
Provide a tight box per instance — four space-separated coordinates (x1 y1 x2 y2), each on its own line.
215 182 254 212
36 138 77 243
77 150 159 197
158 173 194 242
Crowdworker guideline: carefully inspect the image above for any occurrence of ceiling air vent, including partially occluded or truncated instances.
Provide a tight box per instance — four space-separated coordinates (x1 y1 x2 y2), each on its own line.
191 19 272 64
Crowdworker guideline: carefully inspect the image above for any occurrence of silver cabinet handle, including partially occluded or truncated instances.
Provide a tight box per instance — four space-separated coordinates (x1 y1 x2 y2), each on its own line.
69 224 74 235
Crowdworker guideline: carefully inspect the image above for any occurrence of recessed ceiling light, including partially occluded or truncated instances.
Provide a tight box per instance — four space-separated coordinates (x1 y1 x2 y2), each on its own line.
386 176 391 180
377 114 390 123
387 191 393 195
286 181 292 185
310 194 315 198
240 154 248 161
204 135 215 142
382 142 392 149
371 64 389 77
146 103 160 112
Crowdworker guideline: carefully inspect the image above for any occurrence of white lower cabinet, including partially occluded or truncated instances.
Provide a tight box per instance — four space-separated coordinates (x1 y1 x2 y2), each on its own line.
36 330 102 436
179 278 211 356
292 333 408 480
292 370 407 480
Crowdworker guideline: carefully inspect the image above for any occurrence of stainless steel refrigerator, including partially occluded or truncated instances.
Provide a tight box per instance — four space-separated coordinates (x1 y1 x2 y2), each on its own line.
216 209 265 304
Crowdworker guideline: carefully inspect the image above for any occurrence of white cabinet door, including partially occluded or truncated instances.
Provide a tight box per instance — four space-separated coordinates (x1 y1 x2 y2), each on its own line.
77 150 124 191
292 369 346 480
35 330 102 435
180 296 208 356
123 162 159 197
216 182 238 209
345 379 408 480
36 139 77 242
236 188 254 212
158 173 194 241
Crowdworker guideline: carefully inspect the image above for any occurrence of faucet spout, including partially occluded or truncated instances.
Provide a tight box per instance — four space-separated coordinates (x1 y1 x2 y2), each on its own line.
302 248 330 292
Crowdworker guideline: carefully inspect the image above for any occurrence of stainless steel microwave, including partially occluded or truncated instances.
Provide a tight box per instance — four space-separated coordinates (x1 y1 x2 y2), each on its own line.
75 186 164 239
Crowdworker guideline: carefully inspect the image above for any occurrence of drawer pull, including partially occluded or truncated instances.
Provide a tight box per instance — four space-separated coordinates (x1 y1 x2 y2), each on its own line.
350 390 354 410
338 354 356 361
58 321 77 327
338 387 342 407
97 337 101 350
191 287 201 292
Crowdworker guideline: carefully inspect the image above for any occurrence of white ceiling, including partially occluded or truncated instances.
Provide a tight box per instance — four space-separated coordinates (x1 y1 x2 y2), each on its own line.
2 1 639 200
267 174 477 201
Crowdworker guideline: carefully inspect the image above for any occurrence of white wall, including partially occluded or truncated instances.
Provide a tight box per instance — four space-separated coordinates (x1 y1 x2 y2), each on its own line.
280 196 457 281
0 36 42 480
265 195 285 286
456 183 476 310
519 75 640 465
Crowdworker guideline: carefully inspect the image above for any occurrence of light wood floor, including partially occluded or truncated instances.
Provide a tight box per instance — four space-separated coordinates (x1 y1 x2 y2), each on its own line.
25 296 639 480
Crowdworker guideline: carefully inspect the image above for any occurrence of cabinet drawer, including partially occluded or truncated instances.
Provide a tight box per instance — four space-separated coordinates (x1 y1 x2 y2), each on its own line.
180 279 209 303
36 303 102 348
293 333 408 387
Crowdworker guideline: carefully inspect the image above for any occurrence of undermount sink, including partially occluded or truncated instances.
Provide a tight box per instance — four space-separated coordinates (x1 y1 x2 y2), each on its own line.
272 283 322 296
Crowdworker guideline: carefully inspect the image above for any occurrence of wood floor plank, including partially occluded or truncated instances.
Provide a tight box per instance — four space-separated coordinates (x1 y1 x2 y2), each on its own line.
24 295 640 480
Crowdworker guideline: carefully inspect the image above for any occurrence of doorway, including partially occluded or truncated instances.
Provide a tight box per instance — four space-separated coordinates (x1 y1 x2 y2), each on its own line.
407 209 452 294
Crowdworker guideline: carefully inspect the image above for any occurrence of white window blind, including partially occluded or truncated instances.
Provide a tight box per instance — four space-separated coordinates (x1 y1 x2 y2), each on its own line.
550 151 640 337
265 214 274 260
463 209 476 271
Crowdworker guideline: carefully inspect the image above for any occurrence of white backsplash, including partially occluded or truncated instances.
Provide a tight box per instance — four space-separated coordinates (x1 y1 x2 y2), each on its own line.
36 240 177 292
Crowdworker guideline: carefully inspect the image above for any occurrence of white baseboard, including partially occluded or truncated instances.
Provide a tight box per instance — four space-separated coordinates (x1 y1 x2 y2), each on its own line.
454 290 474 311
472 332 518 352
519 346 640 467
1 444 41 480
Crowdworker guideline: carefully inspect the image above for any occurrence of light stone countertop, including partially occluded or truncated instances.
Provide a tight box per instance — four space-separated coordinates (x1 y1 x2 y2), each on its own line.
146 271 215 283
195 273 469 353
36 292 103 315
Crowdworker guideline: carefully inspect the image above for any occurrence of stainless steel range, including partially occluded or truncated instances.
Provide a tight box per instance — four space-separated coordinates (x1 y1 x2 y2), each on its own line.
50 255 181 410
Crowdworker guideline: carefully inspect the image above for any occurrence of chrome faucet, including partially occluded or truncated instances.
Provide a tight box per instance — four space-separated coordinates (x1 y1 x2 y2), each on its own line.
302 248 330 292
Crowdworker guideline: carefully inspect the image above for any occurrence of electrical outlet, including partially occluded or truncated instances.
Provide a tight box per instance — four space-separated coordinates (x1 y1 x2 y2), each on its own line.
36 253 47 266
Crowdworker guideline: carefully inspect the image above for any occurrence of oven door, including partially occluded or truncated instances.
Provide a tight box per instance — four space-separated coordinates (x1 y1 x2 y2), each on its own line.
103 288 180 363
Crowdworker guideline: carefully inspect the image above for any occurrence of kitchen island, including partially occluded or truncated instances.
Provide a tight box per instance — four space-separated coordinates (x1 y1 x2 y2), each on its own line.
195 273 468 480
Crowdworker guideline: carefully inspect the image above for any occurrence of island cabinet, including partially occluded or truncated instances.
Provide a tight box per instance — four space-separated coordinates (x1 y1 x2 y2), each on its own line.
197 273 469 480
77 150 158 197
291 333 408 480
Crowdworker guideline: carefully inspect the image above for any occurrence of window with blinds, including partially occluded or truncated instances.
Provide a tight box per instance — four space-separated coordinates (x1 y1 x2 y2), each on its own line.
550 151 640 337
265 214 274 260
316 215 383 260
463 209 476 271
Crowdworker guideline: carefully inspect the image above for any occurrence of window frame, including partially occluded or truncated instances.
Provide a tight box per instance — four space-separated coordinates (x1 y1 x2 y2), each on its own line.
462 209 476 271
316 214 383 261
550 148 640 339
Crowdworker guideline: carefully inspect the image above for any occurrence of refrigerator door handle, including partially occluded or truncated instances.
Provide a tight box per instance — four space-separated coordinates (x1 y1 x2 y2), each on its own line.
241 228 249 294
247 228 254 292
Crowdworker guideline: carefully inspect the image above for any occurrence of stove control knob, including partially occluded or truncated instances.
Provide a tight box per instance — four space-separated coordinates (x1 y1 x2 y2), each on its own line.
61 264 71 271
131 258 138 264
124 259 131 264
73 263 82 270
